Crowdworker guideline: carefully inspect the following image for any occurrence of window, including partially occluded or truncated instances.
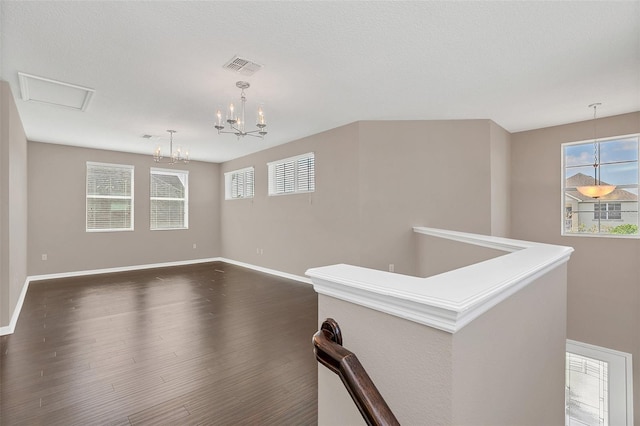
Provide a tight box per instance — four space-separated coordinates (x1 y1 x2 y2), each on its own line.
86 162 134 232
225 167 254 200
566 340 633 426
150 168 188 230
594 203 622 220
268 152 315 196
562 135 639 236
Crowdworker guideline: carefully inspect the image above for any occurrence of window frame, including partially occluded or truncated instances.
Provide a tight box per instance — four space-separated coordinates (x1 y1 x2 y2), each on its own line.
561 134 639 238
566 339 634 426
150 167 189 231
86 161 134 233
224 166 255 200
267 152 315 196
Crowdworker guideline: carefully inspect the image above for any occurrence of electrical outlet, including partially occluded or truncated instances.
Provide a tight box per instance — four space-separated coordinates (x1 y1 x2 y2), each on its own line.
193 243 197 249
388 263 394 272
42 254 48 261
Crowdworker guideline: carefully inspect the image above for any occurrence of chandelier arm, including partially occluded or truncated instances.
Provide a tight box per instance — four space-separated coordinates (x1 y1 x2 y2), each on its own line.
242 132 265 139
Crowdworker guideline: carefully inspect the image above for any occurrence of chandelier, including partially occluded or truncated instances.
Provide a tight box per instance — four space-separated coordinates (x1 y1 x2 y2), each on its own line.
576 103 615 199
215 81 267 139
153 130 189 164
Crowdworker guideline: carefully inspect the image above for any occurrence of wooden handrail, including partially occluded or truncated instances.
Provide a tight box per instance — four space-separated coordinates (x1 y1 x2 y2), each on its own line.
313 318 400 426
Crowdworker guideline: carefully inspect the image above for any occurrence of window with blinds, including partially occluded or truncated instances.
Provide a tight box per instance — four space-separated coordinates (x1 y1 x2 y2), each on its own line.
267 152 315 196
86 162 134 232
224 167 255 200
150 168 188 230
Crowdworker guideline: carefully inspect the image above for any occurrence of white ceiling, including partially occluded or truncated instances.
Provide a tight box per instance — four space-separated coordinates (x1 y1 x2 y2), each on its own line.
1 1 639 163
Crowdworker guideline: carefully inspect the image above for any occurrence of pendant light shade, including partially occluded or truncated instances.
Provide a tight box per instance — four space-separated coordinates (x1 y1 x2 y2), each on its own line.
576 184 616 199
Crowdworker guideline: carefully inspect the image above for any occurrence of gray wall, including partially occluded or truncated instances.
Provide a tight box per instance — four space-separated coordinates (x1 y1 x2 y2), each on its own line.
221 123 362 276
451 264 567 425
317 262 566 425
511 111 640 420
221 119 508 277
490 121 511 237
0 81 28 328
28 142 221 276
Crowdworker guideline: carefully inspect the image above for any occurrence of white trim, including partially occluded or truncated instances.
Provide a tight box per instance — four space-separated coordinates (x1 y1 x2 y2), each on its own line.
266 152 315 167
561 134 640 238
1 258 310 335
86 161 135 232
306 227 573 333
412 226 532 253
224 166 255 200
150 167 189 176
224 166 254 175
217 257 313 285
27 257 219 283
0 277 30 336
567 339 634 426
86 161 134 170
150 168 189 230
267 152 315 196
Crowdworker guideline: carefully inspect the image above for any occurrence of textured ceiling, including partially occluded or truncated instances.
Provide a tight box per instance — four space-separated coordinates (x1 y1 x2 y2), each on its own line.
1 1 639 163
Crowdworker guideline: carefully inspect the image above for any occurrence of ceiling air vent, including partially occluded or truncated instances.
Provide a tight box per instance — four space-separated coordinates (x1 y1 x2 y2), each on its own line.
223 56 263 76
18 72 95 111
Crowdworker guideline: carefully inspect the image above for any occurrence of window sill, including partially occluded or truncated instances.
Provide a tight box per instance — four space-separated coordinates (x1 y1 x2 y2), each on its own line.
561 232 639 239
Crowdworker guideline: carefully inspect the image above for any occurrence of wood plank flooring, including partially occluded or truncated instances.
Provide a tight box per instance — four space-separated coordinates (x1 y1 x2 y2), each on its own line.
0 261 318 425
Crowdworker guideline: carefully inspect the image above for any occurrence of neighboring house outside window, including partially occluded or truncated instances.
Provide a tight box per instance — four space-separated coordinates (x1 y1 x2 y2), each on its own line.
86 162 134 232
267 152 315 196
150 168 188 230
594 203 622 220
225 167 254 200
562 135 639 236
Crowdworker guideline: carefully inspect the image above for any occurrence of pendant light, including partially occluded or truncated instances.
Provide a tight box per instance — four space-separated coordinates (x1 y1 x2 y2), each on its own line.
576 103 615 199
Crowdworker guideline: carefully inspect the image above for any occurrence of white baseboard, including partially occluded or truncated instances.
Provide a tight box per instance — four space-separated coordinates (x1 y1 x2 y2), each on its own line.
0 277 30 336
218 257 312 285
1 257 311 336
26 257 221 283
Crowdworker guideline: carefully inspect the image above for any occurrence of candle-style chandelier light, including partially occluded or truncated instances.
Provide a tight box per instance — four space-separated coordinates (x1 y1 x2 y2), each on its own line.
153 130 189 164
214 81 267 139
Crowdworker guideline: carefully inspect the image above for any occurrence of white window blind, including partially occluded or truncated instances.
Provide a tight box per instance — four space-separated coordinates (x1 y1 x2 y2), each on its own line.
225 167 255 200
150 168 188 230
86 162 134 232
268 152 315 196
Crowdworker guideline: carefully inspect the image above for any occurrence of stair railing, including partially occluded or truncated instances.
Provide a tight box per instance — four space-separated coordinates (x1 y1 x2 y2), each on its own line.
313 318 400 426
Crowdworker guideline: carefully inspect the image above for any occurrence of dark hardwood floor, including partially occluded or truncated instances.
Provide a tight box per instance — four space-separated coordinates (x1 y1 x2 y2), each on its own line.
0 261 318 425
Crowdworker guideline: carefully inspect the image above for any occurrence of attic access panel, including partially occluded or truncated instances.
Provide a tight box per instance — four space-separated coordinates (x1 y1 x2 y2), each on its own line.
18 72 95 111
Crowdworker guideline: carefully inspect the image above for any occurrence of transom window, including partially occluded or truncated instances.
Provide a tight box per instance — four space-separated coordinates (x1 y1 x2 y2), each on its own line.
86 162 134 232
150 168 188 230
267 152 315 196
562 135 639 236
225 167 254 200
